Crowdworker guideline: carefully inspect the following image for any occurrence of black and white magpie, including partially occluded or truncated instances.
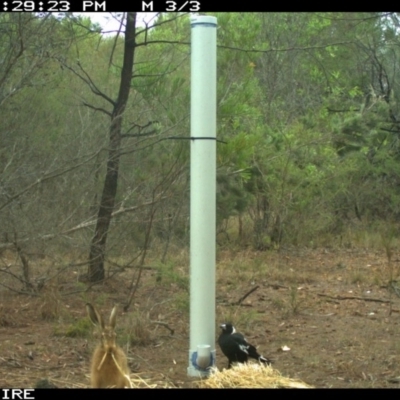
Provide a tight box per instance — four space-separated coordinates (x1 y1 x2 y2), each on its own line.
218 323 271 368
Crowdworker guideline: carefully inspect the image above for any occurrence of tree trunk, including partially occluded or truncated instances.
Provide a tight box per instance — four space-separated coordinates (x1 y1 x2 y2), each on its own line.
87 13 137 282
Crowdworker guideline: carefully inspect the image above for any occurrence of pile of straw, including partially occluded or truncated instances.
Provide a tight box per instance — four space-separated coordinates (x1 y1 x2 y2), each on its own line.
196 363 313 388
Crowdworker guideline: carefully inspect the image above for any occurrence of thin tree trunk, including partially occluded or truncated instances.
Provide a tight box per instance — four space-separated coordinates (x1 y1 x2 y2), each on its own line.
87 13 137 282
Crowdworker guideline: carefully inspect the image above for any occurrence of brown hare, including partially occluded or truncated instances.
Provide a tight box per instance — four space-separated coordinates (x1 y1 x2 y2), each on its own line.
86 303 132 388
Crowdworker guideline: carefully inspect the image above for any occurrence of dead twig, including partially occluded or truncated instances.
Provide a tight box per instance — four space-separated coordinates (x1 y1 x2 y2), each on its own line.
236 285 259 305
317 293 392 304
151 321 174 335
0 282 39 296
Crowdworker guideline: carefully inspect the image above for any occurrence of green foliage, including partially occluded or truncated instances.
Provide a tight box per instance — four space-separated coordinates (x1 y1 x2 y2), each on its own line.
156 261 189 291
60 318 92 338
4 11 400 266
173 292 190 314
220 306 261 331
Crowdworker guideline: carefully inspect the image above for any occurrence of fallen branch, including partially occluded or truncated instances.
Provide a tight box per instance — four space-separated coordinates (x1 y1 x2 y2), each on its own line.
236 285 259 305
152 321 174 335
317 293 392 304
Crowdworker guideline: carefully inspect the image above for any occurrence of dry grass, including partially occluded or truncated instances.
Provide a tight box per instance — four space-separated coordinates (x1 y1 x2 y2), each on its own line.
125 311 155 346
35 372 177 389
40 282 61 321
196 363 313 388
0 247 400 388
0 304 16 327
128 373 177 388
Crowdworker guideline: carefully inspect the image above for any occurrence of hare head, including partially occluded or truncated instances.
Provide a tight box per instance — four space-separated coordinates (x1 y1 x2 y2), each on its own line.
86 303 132 388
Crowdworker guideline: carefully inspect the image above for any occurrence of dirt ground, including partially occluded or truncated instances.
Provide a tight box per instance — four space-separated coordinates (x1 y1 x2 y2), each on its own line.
0 247 400 388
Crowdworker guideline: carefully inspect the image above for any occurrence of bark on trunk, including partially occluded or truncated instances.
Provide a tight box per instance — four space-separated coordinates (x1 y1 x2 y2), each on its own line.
87 13 137 282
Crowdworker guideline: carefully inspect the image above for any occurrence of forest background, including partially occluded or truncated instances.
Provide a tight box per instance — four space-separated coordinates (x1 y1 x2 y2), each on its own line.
2 12 400 388
2 12 400 282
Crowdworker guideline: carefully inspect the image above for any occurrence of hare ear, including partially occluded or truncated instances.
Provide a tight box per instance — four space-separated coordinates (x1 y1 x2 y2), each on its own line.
86 303 104 329
109 306 118 329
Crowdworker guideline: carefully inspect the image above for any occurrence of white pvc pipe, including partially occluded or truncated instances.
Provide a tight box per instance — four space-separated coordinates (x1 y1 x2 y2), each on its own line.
187 15 217 378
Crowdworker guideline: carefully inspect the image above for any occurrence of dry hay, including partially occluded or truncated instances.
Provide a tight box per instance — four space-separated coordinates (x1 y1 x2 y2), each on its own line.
128 373 177 388
34 373 177 389
196 363 313 388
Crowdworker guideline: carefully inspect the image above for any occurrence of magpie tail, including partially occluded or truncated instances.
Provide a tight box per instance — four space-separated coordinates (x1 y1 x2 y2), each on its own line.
259 355 272 365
